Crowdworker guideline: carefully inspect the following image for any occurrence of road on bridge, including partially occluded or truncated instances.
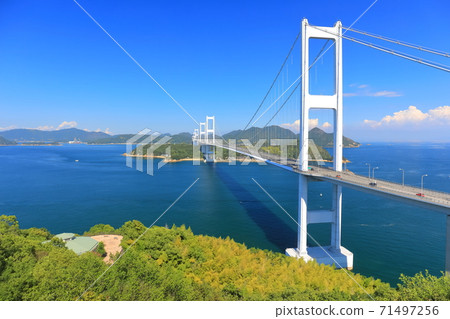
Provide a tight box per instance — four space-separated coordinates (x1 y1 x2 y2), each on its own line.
300 165 450 214
199 141 450 214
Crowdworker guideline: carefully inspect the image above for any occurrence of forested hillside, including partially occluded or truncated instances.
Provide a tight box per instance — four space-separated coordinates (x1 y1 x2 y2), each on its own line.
223 126 360 148
89 132 192 144
0 136 16 145
131 143 199 160
1 215 449 301
309 127 360 148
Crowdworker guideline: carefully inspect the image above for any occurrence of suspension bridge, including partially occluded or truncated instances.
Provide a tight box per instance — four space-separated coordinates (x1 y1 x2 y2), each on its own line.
192 19 450 273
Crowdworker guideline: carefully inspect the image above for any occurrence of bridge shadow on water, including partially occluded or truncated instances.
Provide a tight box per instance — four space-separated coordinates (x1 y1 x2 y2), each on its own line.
213 165 297 252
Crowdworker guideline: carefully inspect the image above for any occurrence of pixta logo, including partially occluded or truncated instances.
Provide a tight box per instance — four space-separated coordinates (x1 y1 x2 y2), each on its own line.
126 128 172 176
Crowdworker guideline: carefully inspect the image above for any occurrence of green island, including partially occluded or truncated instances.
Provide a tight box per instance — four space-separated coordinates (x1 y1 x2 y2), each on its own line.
129 142 338 162
129 143 201 161
260 144 333 162
1 215 449 301
125 127 357 162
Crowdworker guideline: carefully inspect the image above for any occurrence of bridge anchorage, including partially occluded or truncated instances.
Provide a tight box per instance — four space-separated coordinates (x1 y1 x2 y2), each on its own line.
284 19 353 269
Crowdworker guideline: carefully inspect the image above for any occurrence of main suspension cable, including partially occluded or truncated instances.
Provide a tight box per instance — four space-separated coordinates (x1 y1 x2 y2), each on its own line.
344 27 450 58
310 25 450 73
241 30 301 132
260 39 330 129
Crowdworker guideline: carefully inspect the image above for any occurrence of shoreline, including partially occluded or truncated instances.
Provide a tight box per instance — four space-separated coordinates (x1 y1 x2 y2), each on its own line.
122 153 350 163
122 153 264 163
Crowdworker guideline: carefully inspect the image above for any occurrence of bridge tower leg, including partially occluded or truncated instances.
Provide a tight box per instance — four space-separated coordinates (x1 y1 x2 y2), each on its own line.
200 116 215 163
285 19 353 270
199 121 206 148
192 128 199 146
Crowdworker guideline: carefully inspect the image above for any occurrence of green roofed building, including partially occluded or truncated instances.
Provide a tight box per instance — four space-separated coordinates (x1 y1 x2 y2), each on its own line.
48 233 99 255
55 233 76 241
65 236 99 255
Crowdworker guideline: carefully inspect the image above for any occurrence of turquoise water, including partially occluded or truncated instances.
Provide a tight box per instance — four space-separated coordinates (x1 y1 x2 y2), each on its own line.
0 143 448 284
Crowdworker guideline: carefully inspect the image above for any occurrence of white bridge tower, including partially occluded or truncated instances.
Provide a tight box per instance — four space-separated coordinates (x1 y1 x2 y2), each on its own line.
286 19 353 269
192 128 199 146
198 116 215 163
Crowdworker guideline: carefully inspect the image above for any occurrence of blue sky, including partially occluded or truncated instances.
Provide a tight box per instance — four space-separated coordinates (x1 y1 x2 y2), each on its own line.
0 0 449 141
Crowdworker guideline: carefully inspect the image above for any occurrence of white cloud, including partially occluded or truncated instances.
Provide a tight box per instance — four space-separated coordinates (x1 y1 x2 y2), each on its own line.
370 90 402 97
22 121 78 131
281 118 329 133
57 121 77 130
94 128 113 134
309 118 319 129
381 106 428 124
344 84 402 98
364 105 450 128
322 122 332 128
0 122 116 134
35 125 55 130
363 119 379 128
320 121 333 133
345 90 402 98
428 106 450 123
0 125 17 131
280 119 300 132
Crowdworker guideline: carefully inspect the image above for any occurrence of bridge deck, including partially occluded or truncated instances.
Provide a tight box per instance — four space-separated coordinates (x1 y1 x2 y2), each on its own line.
200 142 450 215
300 166 450 214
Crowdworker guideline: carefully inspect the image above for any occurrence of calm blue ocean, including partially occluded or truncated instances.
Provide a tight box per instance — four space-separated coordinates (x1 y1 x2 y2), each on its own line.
0 143 449 285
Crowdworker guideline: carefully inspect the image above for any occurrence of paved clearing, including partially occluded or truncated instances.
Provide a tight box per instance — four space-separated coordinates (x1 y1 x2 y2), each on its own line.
91 235 123 263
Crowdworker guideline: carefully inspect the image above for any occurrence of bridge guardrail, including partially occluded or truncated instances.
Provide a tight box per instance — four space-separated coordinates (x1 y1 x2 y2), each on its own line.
198 141 449 206
310 164 450 197
308 165 450 206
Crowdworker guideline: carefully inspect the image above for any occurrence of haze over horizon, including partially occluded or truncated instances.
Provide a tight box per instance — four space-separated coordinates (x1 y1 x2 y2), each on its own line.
0 0 449 142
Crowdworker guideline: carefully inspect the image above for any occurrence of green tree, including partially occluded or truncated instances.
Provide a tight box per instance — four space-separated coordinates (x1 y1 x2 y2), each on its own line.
118 220 147 248
49 237 66 248
396 271 450 301
2 215 450 301
97 242 106 257
84 224 116 236
0 215 19 232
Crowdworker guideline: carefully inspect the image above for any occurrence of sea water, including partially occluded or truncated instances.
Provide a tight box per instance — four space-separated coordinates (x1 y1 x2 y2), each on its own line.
0 143 448 284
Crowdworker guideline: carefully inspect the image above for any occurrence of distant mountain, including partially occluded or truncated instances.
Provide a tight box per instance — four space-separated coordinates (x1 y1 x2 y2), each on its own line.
88 134 136 144
0 125 360 147
0 136 17 145
169 132 193 144
89 132 193 144
309 127 360 148
223 125 297 143
223 126 360 148
0 128 110 143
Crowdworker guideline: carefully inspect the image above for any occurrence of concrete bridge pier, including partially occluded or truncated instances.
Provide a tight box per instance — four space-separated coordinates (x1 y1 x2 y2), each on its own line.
285 176 353 270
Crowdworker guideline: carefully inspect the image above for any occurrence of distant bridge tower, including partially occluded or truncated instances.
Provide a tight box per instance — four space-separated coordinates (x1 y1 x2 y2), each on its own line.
286 19 353 269
199 116 215 163
192 128 199 146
